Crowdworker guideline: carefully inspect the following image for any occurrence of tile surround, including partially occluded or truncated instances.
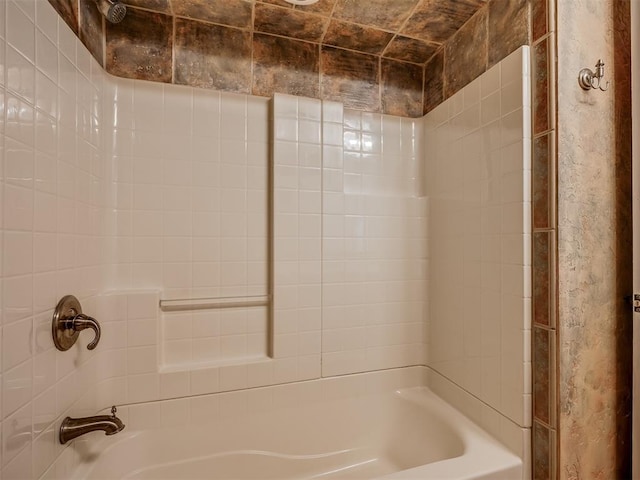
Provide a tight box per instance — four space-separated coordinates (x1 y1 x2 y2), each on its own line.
172 0 253 29
533 420 555 480
488 0 529 67
381 59 424 118
424 47 532 428
532 231 554 328
402 0 486 43
532 36 553 135
173 18 252 92
3 38 440 474
530 0 556 478
320 46 380 112
532 132 555 230
254 3 327 43
123 0 170 12
105 6 173 82
332 0 419 32
422 50 444 115
384 36 439 64
1 2 111 476
271 93 324 381
49 0 78 32
321 107 428 377
323 20 394 56
78 0 103 67
531 0 549 45
444 6 488 98
423 0 530 113
47 0 512 118
252 34 320 99
0 2 564 478
532 326 554 426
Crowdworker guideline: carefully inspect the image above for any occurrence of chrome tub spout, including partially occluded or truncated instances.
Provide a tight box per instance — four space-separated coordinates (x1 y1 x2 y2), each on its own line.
59 406 125 444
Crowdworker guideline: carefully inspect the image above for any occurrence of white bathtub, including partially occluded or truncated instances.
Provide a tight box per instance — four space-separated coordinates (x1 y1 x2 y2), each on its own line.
64 371 522 480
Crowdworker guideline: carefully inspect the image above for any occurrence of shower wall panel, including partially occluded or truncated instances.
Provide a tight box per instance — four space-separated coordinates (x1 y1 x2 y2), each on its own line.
0 2 530 478
270 93 325 382
105 80 272 369
107 81 270 301
321 109 429 377
0 2 111 477
424 47 532 428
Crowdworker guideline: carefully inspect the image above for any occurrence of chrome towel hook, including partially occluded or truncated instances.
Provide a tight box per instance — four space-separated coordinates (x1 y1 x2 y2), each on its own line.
52 295 101 351
578 59 609 91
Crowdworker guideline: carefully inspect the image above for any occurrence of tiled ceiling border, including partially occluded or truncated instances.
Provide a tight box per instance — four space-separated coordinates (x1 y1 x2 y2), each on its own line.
48 0 529 118
423 0 530 113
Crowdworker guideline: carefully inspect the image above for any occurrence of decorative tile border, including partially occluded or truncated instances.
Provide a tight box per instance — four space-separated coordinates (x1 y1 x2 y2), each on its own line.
48 0 444 117
533 420 557 480
252 34 320 99
47 0 531 119
532 35 555 136
533 231 556 329
531 0 557 478
320 46 381 112
533 132 556 230
423 0 531 114
37 2 566 478
533 326 556 427
443 6 488 98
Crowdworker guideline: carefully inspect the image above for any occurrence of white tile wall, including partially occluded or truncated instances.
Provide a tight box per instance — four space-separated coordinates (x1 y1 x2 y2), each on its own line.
108 83 270 300
271 93 323 383
321 108 428 377
0 1 111 477
105 78 271 370
0 4 532 476
424 46 532 428
88 291 276 413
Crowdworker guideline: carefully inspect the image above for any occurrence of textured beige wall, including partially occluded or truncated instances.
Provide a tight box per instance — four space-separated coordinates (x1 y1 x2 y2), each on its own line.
556 0 632 478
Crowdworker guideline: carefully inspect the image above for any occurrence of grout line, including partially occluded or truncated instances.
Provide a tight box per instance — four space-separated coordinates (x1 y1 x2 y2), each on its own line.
121 1 441 65
317 0 337 44
250 1 255 95
171 15 176 84
318 42 323 99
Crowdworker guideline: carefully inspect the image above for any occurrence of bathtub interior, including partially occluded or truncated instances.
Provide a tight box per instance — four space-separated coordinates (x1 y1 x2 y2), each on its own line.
67 379 521 480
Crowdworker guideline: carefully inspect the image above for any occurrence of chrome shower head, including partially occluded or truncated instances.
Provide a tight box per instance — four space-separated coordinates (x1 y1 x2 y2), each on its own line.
94 0 127 23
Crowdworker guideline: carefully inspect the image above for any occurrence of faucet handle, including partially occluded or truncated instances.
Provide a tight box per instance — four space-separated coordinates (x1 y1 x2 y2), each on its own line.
72 313 101 350
111 406 117 416
52 295 102 351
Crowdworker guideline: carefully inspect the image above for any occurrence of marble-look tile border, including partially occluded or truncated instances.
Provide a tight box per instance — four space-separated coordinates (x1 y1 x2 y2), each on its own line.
423 0 531 114
47 0 427 118
533 420 557 480
531 0 557 478
48 0 531 119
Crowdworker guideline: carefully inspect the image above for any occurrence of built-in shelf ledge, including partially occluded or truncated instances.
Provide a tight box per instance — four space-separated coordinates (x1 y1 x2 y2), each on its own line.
159 295 271 312
159 355 272 374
